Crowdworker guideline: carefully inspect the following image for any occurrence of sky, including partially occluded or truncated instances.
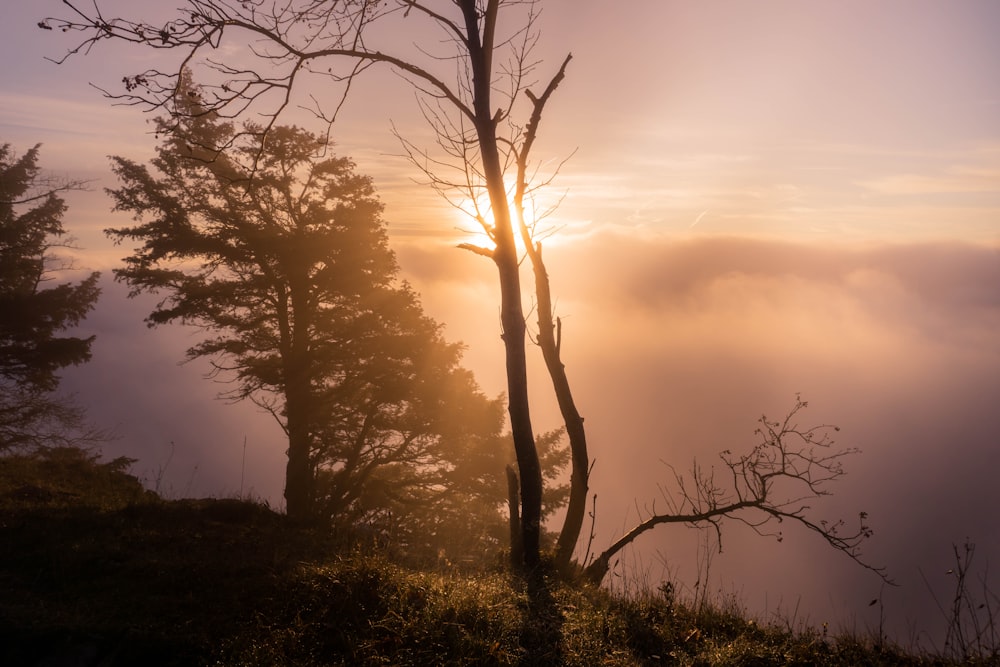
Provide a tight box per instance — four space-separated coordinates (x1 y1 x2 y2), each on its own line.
3 0 1000 649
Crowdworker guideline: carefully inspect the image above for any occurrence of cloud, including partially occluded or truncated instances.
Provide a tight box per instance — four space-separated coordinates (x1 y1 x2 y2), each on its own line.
37 160 997 646
394 233 1000 642
860 167 1000 196
4 0 996 644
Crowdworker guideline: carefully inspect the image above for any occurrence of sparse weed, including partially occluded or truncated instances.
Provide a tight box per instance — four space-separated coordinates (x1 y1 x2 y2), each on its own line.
920 540 1000 664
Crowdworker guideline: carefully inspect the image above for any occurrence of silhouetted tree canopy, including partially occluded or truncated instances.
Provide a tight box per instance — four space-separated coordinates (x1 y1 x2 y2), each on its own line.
105 85 524 526
0 143 99 393
0 142 101 452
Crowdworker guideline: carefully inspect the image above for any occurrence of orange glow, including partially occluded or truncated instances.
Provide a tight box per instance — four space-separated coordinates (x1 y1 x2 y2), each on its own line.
451 180 542 254
453 192 497 250
5 1 1000 648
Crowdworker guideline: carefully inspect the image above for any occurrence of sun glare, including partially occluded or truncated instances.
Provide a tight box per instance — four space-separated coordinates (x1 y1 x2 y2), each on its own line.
452 182 542 254
453 194 496 249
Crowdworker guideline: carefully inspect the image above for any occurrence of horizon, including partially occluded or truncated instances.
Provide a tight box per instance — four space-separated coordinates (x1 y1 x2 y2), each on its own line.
3 0 999 650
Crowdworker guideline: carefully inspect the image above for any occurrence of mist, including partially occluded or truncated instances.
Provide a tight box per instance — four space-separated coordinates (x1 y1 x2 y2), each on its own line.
57 231 999 647
395 232 1000 645
60 279 286 503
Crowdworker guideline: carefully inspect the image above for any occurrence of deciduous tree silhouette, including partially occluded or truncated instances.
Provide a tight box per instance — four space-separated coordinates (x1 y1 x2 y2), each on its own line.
49 0 887 582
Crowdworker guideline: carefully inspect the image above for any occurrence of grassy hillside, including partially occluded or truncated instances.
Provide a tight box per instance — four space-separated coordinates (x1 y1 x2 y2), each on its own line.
0 448 976 665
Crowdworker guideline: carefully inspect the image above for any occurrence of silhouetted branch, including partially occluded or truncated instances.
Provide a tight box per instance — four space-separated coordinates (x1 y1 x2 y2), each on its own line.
582 397 890 585
47 0 475 169
457 243 495 259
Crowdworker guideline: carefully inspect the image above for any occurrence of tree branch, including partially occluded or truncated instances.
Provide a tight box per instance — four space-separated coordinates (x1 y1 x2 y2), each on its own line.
582 397 890 585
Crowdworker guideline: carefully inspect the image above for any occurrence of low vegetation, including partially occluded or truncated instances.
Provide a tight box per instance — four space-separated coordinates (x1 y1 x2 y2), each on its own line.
3 447 992 666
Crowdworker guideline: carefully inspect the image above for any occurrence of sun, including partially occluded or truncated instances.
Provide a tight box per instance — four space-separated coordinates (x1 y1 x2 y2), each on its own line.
452 193 497 250
451 184 539 253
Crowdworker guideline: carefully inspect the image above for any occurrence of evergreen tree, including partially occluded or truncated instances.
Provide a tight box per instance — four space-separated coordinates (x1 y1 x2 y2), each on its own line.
0 143 99 391
106 92 509 522
0 143 101 452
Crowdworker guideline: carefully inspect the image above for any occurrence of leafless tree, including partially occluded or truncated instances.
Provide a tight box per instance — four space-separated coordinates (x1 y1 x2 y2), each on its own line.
45 0 885 582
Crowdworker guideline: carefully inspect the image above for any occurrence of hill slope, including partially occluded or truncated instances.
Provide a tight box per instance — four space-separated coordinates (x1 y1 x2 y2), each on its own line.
0 448 948 665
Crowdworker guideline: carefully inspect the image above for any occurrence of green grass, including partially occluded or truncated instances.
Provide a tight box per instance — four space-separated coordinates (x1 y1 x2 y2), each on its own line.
0 448 984 665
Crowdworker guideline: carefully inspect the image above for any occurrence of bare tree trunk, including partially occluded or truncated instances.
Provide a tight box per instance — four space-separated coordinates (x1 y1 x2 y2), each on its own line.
491 193 542 567
528 245 589 569
461 0 542 568
510 54 581 569
492 224 542 567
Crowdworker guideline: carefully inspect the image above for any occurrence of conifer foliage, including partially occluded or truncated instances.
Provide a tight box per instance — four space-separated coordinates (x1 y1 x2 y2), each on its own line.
105 90 512 525
0 143 100 451
0 144 99 392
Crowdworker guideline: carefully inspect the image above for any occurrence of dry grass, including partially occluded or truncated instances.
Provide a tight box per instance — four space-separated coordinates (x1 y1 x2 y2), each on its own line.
0 448 990 665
